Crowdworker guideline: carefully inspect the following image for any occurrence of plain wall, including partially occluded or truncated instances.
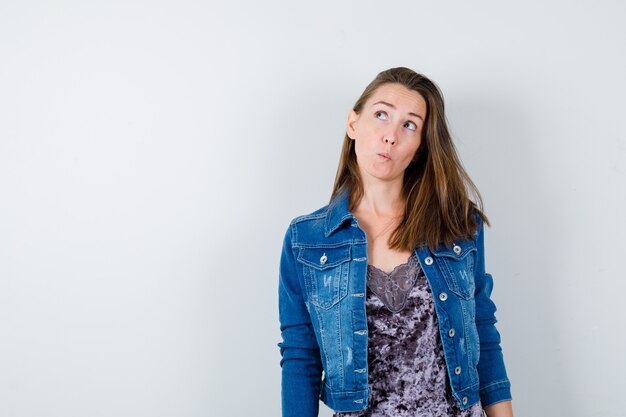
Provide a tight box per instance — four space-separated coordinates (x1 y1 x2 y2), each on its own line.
1 1 625 416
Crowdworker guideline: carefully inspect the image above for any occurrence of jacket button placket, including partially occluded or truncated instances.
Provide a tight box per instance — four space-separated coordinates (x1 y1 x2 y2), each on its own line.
351 220 370 396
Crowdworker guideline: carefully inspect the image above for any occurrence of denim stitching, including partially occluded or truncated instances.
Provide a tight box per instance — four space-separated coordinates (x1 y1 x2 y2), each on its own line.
291 221 298 245
326 213 355 236
479 379 510 391
335 296 344 388
312 304 332 389
304 266 346 309
293 241 354 249
458 297 478 387
292 212 327 223
435 256 460 297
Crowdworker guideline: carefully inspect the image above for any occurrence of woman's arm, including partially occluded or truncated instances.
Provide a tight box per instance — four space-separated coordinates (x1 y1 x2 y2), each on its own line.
484 399 514 417
472 214 513 411
277 223 323 417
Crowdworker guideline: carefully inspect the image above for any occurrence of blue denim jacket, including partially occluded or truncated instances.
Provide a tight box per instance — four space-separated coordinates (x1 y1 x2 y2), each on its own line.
277 188 512 416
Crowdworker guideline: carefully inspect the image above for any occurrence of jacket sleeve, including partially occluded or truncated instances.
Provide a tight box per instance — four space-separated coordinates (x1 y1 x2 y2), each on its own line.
277 222 323 417
472 214 513 407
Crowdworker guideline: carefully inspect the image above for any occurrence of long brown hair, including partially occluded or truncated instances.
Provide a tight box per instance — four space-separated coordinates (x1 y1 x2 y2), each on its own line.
330 67 490 250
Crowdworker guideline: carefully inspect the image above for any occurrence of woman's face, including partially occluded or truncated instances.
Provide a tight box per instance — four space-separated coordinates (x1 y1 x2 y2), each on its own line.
347 83 427 185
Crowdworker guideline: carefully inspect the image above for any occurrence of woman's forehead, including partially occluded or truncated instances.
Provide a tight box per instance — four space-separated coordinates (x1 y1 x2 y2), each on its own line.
367 84 427 116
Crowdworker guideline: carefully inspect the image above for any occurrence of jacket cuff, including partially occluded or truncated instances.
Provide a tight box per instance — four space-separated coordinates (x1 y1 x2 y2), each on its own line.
479 379 512 408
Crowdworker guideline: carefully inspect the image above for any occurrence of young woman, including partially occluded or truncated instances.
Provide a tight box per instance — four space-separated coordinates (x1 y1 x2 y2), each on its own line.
277 67 514 417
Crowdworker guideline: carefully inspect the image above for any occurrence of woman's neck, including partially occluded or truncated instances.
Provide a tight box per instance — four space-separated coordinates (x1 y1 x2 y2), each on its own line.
357 181 405 218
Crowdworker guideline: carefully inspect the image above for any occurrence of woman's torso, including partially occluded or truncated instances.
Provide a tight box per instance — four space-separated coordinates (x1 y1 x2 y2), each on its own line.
332 253 484 417
282 189 495 411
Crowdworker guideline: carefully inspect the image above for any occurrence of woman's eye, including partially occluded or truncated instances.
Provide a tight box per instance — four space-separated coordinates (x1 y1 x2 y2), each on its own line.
405 121 417 131
375 111 388 120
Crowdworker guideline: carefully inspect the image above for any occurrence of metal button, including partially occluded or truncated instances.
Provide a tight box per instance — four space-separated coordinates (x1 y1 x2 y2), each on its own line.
454 366 461 375
439 292 448 301
425 256 433 265
462 396 468 405
453 244 461 254
320 253 327 265
448 328 455 337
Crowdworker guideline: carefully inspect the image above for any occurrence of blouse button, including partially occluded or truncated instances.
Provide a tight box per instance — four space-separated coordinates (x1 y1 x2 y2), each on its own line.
425 256 433 265
320 253 327 265
454 366 462 375
439 292 448 301
453 244 462 254
448 328 455 337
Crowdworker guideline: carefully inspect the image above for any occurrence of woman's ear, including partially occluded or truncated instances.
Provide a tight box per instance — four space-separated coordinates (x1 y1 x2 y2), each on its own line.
347 110 359 140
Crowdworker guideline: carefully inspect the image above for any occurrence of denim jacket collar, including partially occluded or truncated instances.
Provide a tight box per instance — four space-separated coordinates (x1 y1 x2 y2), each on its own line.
324 187 354 238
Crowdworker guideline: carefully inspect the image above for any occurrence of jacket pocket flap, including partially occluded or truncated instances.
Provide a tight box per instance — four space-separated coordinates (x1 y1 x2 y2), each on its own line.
297 245 351 270
431 239 476 259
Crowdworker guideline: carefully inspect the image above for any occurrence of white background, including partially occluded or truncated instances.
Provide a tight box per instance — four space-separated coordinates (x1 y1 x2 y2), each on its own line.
1 1 625 416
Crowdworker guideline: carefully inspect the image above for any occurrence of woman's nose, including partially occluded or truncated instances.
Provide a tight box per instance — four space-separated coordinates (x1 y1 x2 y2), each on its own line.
384 124 399 145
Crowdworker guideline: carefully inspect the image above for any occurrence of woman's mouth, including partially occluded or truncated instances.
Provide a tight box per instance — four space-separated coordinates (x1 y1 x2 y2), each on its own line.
378 153 391 160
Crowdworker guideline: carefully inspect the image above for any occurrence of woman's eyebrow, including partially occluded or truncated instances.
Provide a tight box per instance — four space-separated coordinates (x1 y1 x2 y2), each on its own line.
372 100 424 121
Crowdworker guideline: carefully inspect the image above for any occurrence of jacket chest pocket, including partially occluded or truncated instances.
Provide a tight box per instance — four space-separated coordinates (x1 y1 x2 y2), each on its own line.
431 240 476 300
297 245 351 309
